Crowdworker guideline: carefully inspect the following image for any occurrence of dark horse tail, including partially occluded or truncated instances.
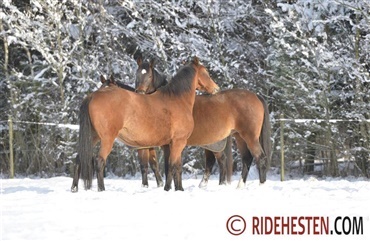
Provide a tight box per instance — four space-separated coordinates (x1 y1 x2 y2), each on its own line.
257 95 272 181
78 95 94 190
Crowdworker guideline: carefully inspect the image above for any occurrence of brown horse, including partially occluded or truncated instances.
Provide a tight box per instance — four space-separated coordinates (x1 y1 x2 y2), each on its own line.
71 57 220 192
102 71 232 188
99 74 166 187
135 59 234 187
136 60 272 188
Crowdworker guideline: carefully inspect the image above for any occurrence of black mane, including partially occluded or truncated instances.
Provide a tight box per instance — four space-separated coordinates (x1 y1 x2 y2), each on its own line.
115 81 135 92
101 74 135 91
158 64 195 96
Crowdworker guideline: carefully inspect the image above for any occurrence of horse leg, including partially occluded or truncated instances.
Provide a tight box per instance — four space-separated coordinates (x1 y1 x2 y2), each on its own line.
148 148 164 187
214 151 228 185
199 149 216 188
237 132 266 186
225 136 234 184
162 145 170 180
71 154 81 192
246 139 267 185
236 134 253 184
241 150 253 184
234 134 253 188
96 138 114 192
164 140 186 191
137 149 150 187
95 156 105 191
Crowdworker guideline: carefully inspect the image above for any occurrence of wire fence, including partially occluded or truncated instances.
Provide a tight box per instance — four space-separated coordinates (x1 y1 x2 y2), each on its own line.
1 116 369 179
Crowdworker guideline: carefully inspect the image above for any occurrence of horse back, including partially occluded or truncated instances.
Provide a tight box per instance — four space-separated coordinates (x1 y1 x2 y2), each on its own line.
188 89 264 145
88 86 194 147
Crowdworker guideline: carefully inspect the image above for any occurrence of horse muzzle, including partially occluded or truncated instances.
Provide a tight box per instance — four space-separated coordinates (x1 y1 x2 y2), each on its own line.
135 89 146 94
212 87 220 95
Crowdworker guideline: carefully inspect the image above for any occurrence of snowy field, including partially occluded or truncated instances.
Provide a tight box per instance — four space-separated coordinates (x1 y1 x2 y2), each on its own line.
1 167 369 241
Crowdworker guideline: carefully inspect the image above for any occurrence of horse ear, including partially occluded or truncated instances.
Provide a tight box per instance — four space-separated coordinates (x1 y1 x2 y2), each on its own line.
110 75 116 85
100 75 106 84
150 59 155 68
137 57 142 66
192 56 200 66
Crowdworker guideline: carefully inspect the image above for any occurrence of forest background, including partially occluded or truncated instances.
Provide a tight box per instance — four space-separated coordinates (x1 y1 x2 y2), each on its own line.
0 0 369 179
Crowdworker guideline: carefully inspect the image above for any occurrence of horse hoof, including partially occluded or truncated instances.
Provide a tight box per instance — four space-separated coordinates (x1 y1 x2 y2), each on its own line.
198 180 208 188
142 184 149 188
164 185 171 191
71 186 78 193
175 187 184 191
157 182 164 187
236 180 245 189
98 187 105 192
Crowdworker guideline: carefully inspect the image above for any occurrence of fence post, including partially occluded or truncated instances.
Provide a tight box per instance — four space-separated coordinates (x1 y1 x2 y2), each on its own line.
8 115 14 178
280 114 285 181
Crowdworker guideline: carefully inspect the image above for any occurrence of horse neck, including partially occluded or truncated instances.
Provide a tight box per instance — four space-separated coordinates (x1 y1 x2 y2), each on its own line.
174 74 198 111
186 87 197 110
159 73 197 111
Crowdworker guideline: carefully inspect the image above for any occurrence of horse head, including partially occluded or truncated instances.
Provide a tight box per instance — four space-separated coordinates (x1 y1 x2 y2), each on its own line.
135 57 157 94
191 57 220 95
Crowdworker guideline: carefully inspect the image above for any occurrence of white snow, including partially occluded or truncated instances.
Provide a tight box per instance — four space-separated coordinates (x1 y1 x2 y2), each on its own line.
1 167 369 241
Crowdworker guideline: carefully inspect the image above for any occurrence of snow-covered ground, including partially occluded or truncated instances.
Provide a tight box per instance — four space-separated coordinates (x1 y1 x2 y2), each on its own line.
1 166 369 241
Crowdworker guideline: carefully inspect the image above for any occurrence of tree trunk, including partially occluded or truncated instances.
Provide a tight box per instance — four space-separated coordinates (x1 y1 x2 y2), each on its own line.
1 18 14 177
304 132 316 173
322 82 339 177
